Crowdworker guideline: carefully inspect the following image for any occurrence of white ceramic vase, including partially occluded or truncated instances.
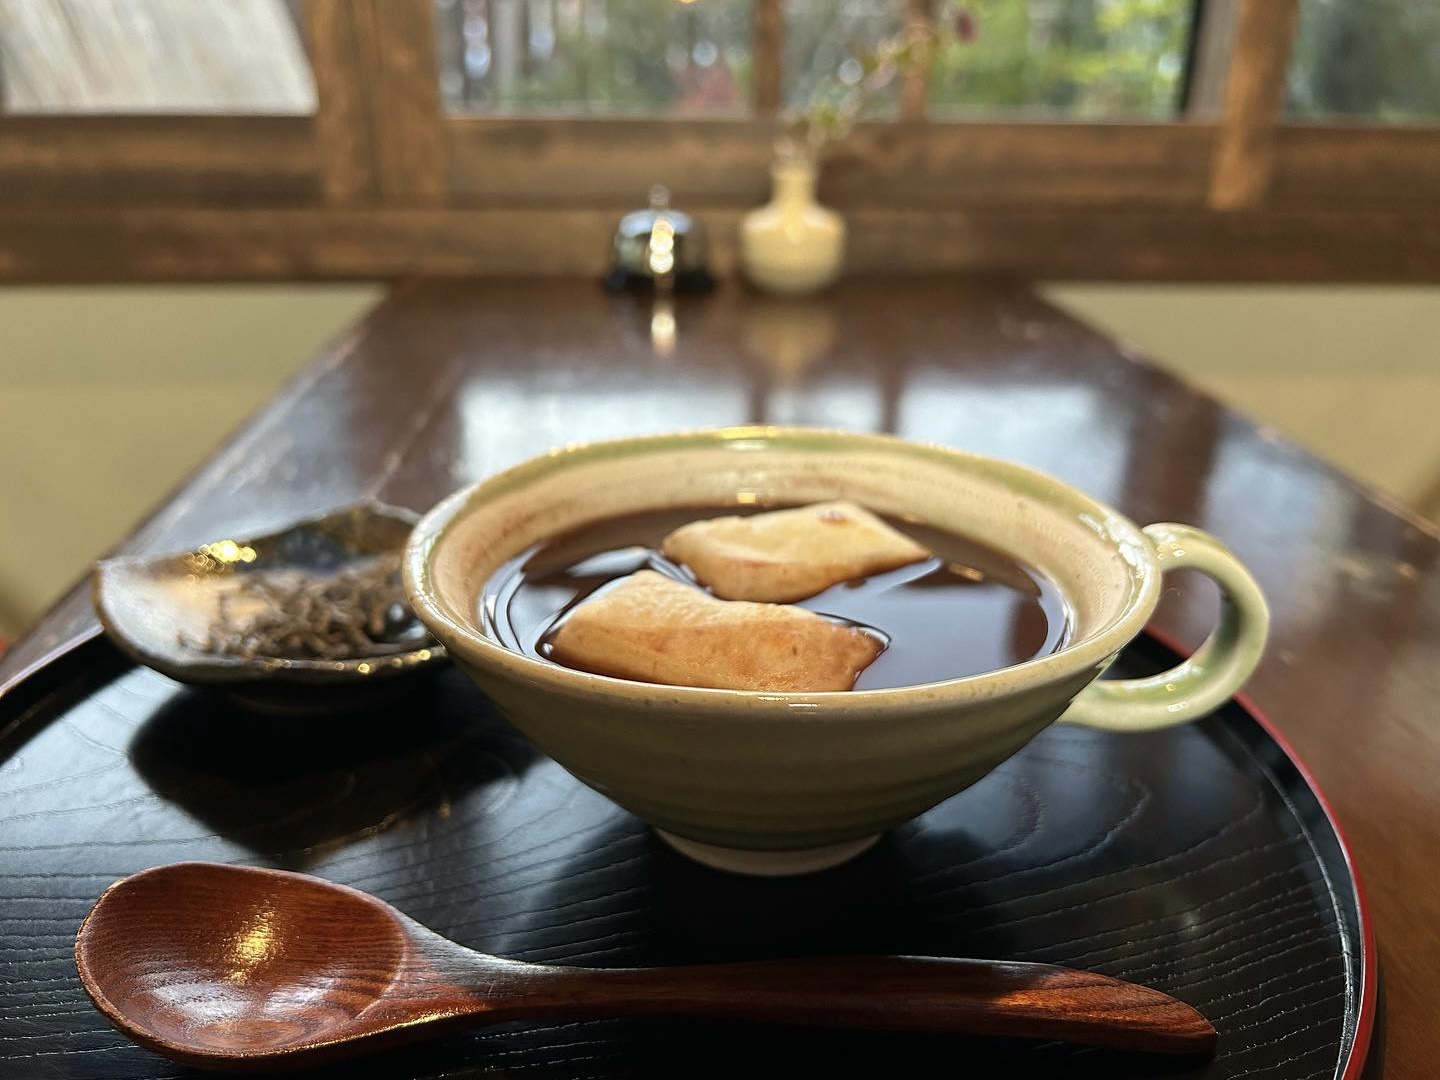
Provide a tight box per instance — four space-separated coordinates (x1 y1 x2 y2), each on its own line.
740 158 845 296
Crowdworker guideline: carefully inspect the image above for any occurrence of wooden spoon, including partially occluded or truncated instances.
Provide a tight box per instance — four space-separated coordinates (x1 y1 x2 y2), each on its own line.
75 862 1216 1072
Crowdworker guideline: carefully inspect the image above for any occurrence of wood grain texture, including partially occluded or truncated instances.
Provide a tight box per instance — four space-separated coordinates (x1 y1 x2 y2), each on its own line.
0 116 317 204
354 0 446 203
10 205 1440 281
1208 0 1299 210
306 0 377 203
444 119 1214 207
445 118 775 206
0 278 1432 1075
1270 126 1440 207
76 863 1214 1070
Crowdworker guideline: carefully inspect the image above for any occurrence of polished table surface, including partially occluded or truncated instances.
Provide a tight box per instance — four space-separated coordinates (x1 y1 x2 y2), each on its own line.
3 278 1437 1074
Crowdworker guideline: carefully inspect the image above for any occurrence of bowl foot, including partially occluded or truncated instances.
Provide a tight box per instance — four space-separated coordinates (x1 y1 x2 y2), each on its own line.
655 830 880 876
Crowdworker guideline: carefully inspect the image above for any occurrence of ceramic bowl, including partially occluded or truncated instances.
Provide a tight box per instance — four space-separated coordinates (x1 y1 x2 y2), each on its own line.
405 428 1268 875
96 501 445 712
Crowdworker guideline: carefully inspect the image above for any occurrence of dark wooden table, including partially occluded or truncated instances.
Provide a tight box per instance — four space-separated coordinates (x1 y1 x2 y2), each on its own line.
2 278 1436 1075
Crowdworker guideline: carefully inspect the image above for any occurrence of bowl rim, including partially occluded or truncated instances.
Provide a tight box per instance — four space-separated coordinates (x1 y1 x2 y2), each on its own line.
404 426 1161 710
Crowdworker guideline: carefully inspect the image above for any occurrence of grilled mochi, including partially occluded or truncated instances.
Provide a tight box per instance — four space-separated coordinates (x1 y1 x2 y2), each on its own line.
547 570 883 692
661 501 930 603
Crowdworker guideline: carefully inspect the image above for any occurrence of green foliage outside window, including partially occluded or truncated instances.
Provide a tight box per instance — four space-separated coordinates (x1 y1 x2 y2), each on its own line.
1288 0 1440 123
928 0 1192 119
437 0 1195 118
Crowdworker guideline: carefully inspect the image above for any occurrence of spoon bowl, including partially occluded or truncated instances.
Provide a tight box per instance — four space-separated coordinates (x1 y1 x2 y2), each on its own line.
78 864 414 1058
77 862 1216 1071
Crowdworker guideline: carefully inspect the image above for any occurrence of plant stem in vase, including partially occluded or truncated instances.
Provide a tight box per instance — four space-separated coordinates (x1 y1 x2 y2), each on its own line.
740 4 972 296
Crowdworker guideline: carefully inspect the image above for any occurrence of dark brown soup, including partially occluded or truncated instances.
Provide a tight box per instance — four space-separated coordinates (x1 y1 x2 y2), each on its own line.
481 506 1070 691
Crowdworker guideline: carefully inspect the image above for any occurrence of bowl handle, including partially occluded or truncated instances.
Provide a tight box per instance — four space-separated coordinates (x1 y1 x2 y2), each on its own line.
1059 523 1269 733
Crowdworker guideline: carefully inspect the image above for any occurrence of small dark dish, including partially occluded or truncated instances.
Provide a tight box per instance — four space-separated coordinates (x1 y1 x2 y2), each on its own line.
94 501 445 712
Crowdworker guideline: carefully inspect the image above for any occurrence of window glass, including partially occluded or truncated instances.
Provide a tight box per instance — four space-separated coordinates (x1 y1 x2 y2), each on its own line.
1286 0 1440 124
0 0 315 115
437 0 752 115
928 0 1195 120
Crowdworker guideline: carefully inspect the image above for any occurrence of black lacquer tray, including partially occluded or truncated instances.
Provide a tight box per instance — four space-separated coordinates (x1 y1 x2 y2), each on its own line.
0 632 1374 1080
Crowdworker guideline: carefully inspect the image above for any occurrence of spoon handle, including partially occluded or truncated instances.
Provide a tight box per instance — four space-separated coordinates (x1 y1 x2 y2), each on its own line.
521 955 1214 1055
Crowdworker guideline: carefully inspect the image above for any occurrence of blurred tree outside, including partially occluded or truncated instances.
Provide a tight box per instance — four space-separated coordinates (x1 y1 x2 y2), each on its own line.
435 0 750 114
436 0 1440 124
928 0 1192 118
1287 0 1440 122
437 0 1195 118
783 1 902 115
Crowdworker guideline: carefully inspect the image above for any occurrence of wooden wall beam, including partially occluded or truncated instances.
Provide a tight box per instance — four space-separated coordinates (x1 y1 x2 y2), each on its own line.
1272 127 1440 207
445 119 1215 208
7 206 1440 283
0 116 316 203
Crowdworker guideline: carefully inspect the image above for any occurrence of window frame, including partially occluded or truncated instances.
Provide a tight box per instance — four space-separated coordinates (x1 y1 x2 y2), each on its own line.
3 0 1440 282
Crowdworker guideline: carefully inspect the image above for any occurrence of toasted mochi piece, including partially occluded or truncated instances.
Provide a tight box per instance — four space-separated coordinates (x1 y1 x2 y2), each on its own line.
548 570 882 692
661 501 930 603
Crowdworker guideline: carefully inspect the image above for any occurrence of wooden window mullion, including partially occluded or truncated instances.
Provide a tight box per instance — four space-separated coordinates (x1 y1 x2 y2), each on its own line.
901 0 934 121
306 0 376 203
753 0 784 117
1208 0 1299 210
313 0 446 206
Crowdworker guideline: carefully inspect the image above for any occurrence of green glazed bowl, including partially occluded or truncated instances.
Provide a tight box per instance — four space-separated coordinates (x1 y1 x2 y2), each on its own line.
405 428 1268 875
